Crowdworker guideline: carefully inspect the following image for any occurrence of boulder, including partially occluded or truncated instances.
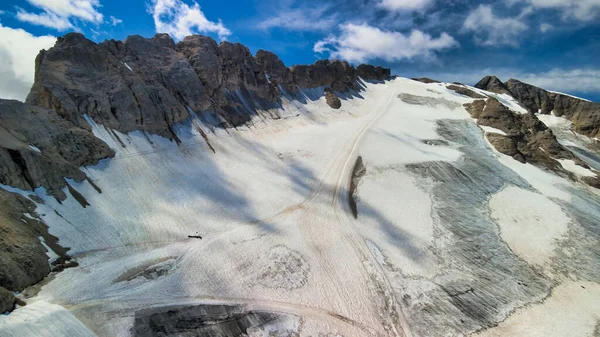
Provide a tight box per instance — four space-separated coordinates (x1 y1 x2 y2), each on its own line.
0 286 16 313
324 88 342 109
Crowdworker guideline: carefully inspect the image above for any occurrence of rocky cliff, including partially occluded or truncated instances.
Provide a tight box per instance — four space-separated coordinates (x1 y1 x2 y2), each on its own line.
0 32 391 310
26 33 391 139
475 76 600 138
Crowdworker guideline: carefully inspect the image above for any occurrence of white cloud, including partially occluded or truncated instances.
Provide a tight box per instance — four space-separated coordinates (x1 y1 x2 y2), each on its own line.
16 0 104 31
540 23 553 33
0 24 56 101
314 23 457 63
518 0 600 21
109 15 123 26
463 5 528 47
149 0 231 41
258 7 336 31
380 0 434 11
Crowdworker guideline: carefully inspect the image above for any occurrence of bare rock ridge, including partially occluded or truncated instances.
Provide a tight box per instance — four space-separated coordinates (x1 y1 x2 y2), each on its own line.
475 76 600 138
27 32 391 139
0 32 390 311
465 97 589 176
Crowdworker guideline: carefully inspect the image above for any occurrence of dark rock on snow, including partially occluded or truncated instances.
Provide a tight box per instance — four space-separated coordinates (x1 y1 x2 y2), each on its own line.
465 97 588 175
324 88 342 109
475 76 600 138
0 286 16 313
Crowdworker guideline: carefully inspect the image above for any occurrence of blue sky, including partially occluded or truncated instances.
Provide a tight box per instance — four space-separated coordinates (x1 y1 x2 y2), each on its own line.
1 0 599 101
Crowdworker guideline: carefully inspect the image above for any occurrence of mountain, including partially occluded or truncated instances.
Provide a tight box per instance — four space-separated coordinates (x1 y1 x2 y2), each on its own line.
1 33 599 337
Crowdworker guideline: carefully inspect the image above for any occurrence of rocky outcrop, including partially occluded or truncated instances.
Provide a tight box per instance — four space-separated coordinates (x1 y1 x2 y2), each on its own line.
474 76 512 95
357 64 391 81
324 88 341 109
475 76 600 138
255 50 297 93
0 286 16 313
446 85 487 99
27 33 391 136
412 77 440 84
0 99 114 199
465 97 587 174
291 59 359 91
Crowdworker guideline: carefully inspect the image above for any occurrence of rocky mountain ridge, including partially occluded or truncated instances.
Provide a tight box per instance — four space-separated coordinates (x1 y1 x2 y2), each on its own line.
475 76 600 138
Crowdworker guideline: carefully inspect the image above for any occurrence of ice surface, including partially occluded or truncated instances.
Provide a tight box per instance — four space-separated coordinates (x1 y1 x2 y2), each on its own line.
0 301 96 337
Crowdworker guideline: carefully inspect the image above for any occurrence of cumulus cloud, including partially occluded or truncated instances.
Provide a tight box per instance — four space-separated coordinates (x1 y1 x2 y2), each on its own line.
109 15 123 26
463 5 528 47
258 6 337 31
149 0 231 41
0 24 56 101
380 0 434 11
314 23 457 63
518 0 600 21
16 0 104 31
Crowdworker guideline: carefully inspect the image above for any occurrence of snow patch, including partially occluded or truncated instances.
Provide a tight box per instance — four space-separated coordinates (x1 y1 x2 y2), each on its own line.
0 301 96 337
122 62 133 72
557 159 597 177
29 145 41 153
479 125 507 136
38 236 60 265
489 186 570 267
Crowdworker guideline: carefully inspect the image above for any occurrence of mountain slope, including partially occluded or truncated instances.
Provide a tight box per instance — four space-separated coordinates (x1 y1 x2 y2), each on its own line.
0 34 599 337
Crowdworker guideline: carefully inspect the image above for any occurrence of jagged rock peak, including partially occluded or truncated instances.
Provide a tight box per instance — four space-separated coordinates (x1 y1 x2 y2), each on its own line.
475 75 600 138
474 76 512 95
26 32 391 140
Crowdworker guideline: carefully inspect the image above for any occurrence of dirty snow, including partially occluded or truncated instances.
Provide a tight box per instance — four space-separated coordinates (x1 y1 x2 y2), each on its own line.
479 125 507 136
474 282 600 337
489 186 570 268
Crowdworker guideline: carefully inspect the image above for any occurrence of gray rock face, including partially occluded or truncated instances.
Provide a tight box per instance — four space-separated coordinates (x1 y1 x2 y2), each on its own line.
255 50 297 93
0 286 16 313
357 64 391 81
27 33 391 135
0 189 52 292
324 88 342 109
475 76 600 138
474 76 512 95
0 99 114 199
291 59 359 91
